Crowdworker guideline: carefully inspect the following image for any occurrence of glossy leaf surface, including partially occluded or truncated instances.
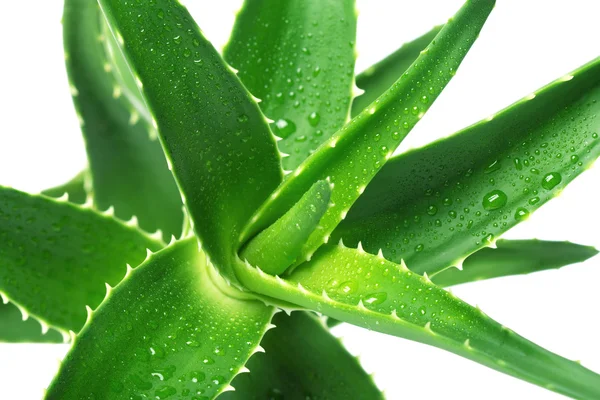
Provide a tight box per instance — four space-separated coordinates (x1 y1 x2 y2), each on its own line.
46 238 274 400
64 0 183 239
224 0 358 171
237 244 600 399
334 57 600 275
352 25 443 116
242 0 495 266
0 186 162 332
223 312 383 400
99 0 283 280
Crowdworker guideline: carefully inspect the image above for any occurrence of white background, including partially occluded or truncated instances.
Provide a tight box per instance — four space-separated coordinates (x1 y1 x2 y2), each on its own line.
1 1 599 399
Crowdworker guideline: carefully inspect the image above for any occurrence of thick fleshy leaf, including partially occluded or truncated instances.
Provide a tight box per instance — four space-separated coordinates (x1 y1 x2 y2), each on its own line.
222 312 383 400
333 57 600 275
237 245 600 399
0 186 162 333
98 0 283 281
241 180 332 275
46 238 275 400
224 0 358 171
41 170 90 205
64 0 183 239
0 303 62 343
352 25 443 117
432 239 598 287
241 0 495 267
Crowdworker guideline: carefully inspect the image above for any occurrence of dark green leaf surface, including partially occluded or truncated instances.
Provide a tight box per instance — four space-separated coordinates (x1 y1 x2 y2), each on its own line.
238 244 600 399
41 170 89 205
99 0 283 281
46 238 275 400
224 0 358 171
352 25 443 117
0 303 63 343
241 0 495 267
64 0 183 240
334 57 600 275
222 312 383 400
432 239 598 287
242 180 332 275
0 186 162 332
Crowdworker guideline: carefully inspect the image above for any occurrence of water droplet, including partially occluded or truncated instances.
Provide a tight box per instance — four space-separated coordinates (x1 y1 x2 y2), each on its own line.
483 160 501 174
274 118 296 138
414 244 425 252
418 306 427 316
426 205 438 216
541 172 562 190
237 114 249 123
211 375 226 385
190 371 206 383
155 385 177 399
528 196 540 205
514 208 530 221
338 280 357 294
308 112 321 127
482 190 507 211
364 292 387 306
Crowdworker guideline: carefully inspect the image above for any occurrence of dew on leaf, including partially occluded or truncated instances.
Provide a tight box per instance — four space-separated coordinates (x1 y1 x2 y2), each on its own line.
482 190 507 211
514 208 530 221
541 172 562 190
274 118 296 138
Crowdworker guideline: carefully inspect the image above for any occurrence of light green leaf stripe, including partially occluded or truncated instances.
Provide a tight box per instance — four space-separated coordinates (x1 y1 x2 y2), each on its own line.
237 244 600 399
334 57 600 275
63 0 183 240
224 0 358 171
352 25 443 117
46 238 275 400
241 0 496 268
0 186 162 333
98 0 283 282
222 312 383 400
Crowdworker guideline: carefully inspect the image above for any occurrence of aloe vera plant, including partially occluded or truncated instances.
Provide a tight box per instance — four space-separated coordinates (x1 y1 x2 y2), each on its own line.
3 0 600 398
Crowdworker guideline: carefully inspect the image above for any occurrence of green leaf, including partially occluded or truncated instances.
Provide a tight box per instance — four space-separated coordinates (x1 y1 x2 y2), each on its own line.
0 186 162 333
432 239 598 287
241 0 495 266
241 180 332 275
98 0 283 281
237 245 600 399
333 57 600 275
0 303 63 343
222 312 383 400
46 238 275 400
64 0 183 239
224 0 358 171
352 25 443 117
41 170 90 205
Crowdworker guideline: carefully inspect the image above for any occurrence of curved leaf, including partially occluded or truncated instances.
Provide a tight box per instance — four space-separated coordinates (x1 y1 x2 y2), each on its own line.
98 0 283 281
241 0 495 266
432 239 598 287
41 170 90 205
334 57 600 275
46 238 275 400
0 186 162 332
237 245 600 399
64 0 183 239
223 312 383 400
0 303 63 343
352 25 443 117
224 0 358 171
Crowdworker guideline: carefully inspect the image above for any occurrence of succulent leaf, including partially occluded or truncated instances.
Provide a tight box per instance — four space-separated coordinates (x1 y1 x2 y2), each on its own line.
222 312 383 400
224 0 358 171
64 0 183 240
241 0 495 267
241 180 332 275
352 25 443 117
0 186 162 333
98 0 283 282
0 303 63 343
41 170 90 205
333 57 600 275
45 238 275 400
432 239 598 287
237 245 600 399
